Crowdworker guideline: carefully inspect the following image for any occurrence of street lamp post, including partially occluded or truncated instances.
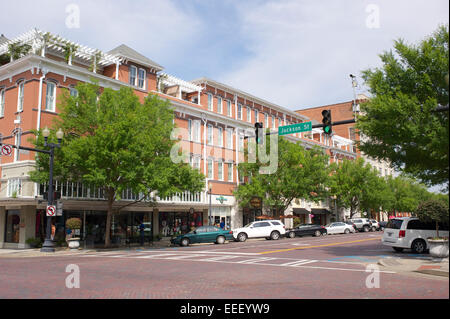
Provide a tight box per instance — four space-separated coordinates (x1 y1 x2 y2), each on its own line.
40 127 64 253
331 195 338 222
208 184 212 226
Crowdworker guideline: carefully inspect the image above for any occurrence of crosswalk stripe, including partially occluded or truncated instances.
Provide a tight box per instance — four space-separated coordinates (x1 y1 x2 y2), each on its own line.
135 253 178 259
236 257 277 264
164 254 204 260
280 260 318 267
199 255 242 262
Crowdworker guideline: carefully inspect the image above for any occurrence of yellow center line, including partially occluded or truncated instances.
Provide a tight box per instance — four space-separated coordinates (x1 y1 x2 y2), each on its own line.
259 237 380 255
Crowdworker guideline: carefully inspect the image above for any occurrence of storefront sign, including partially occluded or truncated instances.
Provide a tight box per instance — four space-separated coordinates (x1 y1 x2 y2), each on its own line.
250 197 262 208
216 196 228 204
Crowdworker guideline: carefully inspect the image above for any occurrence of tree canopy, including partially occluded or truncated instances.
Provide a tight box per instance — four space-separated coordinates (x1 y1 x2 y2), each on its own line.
30 81 205 246
235 135 330 217
357 24 449 190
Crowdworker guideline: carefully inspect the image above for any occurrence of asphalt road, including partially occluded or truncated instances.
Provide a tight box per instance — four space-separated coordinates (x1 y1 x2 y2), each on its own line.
0 232 448 299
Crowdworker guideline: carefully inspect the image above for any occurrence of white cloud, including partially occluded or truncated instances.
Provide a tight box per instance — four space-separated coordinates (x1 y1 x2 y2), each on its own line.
219 0 449 110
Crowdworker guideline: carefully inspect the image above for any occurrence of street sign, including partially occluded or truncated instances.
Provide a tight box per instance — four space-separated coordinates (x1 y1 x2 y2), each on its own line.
46 205 56 217
278 121 312 136
56 200 63 216
1 145 13 156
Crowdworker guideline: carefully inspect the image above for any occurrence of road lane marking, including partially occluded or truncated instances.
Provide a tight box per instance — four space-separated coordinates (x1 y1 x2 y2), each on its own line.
198 255 243 262
259 237 380 254
280 260 317 267
235 257 277 264
135 253 178 259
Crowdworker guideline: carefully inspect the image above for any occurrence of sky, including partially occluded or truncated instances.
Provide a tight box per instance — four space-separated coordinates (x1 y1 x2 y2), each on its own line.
1 0 448 110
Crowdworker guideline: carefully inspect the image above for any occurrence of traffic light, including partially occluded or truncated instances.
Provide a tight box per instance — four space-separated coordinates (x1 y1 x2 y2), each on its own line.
254 122 263 144
321 109 332 135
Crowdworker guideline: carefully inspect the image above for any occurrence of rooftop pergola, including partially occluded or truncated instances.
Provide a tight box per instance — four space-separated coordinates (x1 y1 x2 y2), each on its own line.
0 28 123 76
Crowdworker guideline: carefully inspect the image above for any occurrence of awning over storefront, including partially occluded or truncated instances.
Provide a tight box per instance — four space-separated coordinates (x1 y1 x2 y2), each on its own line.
293 208 310 215
311 208 332 214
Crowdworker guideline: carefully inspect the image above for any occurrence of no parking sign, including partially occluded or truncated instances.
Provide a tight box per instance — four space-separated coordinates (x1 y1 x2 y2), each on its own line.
1 145 13 156
46 205 56 217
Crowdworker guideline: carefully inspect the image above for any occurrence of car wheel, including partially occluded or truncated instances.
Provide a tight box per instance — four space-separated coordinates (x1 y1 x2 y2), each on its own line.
344 229 350 234
288 232 296 238
314 230 321 237
411 239 427 254
270 231 280 240
371 227 376 232
180 238 190 247
393 247 404 253
237 232 247 242
363 226 370 232
216 235 225 244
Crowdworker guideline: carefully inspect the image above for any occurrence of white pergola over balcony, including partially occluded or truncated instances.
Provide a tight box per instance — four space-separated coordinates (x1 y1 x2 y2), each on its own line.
158 72 203 104
0 28 123 76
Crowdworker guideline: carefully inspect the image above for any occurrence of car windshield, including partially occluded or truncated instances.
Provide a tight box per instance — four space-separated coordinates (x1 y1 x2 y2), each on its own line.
243 223 253 228
325 223 331 227
386 219 403 230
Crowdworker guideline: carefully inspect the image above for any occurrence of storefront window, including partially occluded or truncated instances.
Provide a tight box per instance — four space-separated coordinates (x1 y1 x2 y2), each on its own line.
210 207 231 229
5 210 20 243
159 211 203 237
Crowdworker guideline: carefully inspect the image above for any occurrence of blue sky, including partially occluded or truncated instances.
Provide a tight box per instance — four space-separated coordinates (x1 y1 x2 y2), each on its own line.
1 0 448 110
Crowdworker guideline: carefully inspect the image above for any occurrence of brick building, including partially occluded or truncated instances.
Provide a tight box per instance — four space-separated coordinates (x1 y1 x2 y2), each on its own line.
0 29 357 248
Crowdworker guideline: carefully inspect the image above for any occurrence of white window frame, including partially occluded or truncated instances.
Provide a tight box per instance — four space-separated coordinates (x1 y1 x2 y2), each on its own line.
227 100 232 116
129 65 137 86
207 158 214 179
239 135 244 152
17 81 24 112
272 115 276 129
218 161 224 181
227 162 233 182
254 109 259 123
207 124 214 145
208 93 213 111
190 155 201 170
45 82 56 112
237 104 242 120
137 68 146 89
246 106 251 122
217 96 222 114
265 113 268 128
0 88 5 117
193 120 201 142
217 127 223 147
226 128 233 149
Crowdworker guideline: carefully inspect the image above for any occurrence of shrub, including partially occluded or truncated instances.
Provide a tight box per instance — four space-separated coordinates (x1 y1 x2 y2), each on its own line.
66 217 82 230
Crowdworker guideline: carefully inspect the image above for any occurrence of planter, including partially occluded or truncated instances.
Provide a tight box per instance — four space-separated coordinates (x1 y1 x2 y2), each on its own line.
428 239 449 258
67 238 80 250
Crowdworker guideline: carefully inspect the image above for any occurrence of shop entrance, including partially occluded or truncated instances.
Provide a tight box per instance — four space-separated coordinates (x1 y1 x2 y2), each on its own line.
159 211 203 237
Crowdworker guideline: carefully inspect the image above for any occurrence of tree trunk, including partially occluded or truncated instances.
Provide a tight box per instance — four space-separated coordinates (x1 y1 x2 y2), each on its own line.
104 190 114 247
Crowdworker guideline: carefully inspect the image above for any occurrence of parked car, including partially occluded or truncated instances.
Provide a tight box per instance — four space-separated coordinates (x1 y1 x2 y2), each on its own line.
325 222 355 235
369 219 380 231
171 226 233 247
348 218 373 232
344 221 358 232
381 217 449 253
379 221 388 231
286 224 327 238
233 220 286 242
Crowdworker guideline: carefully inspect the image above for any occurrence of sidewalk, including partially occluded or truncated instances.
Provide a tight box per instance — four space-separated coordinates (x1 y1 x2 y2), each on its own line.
378 256 449 278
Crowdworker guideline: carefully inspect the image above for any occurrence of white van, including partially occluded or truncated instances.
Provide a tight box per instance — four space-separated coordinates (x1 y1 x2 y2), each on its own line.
381 217 449 253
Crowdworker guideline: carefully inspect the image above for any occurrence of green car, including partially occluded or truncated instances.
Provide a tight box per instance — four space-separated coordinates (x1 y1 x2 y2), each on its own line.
171 226 233 247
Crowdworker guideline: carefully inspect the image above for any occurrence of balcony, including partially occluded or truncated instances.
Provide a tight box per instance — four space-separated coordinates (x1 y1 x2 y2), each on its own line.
37 181 205 204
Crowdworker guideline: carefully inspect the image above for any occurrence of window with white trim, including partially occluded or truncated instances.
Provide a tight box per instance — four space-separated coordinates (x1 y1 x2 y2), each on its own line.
218 161 224 181
7 178 22 197
207 124 214 145
227 163 233 182
138 68 146 89
226 128 233 149
254 109 259 123
207 158 214 179
246 106 251 122
272 115 275 129
17 81 24 112
0 88 5 117
217 127 223 147
217 96 222 114
227 100 232 116
239 135 244 152
69 86 78 97
193 120 201 142
45 82 56 112
190 155 201 170
237 104 242 120
129 65 137 86
264 113 268 128
208 93 213 111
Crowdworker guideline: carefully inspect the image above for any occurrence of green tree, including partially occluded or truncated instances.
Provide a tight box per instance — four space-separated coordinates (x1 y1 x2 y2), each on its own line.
415 199 449 238
357 24 449 190
30 82 205 247
329 158 385 219
235 135 330 218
